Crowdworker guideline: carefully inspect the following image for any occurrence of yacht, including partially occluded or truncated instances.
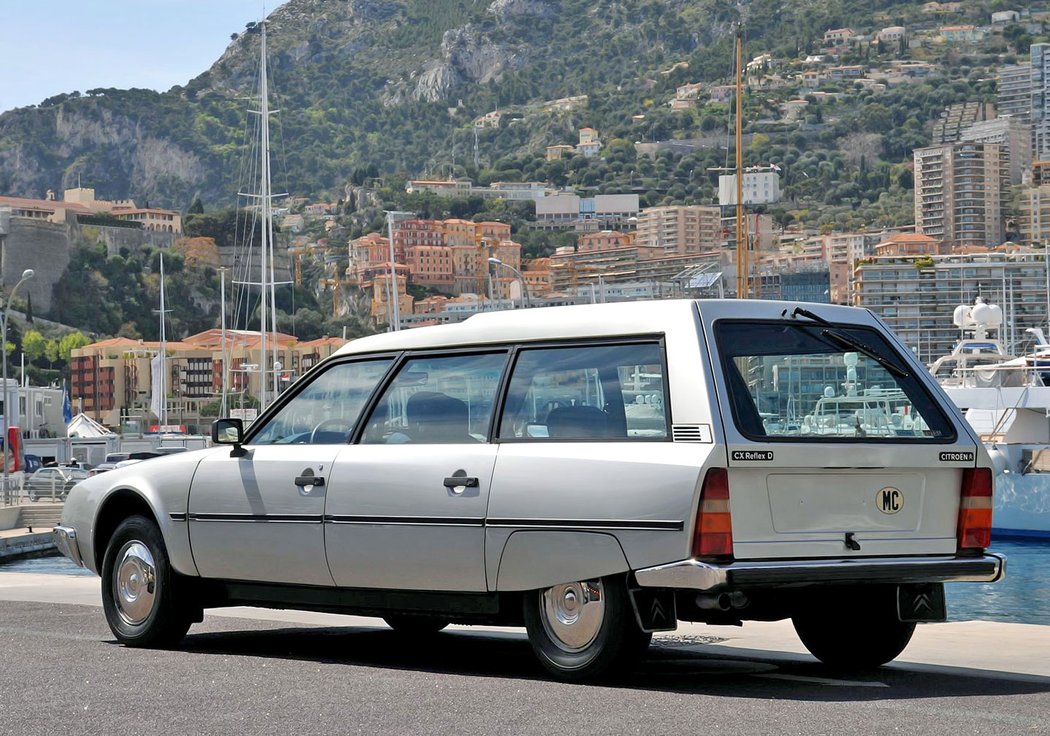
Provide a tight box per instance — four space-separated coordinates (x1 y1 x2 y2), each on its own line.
930 297 1050 539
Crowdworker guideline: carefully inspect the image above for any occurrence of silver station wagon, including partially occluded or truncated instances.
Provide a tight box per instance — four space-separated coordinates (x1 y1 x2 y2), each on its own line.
54 299 1004 681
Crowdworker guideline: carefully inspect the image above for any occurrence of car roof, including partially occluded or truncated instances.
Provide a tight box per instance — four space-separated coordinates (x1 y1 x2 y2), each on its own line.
333 300 695 357
332 299 877 358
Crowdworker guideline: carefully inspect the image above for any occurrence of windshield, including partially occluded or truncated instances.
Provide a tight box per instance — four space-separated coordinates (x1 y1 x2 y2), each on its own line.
714 320 955 442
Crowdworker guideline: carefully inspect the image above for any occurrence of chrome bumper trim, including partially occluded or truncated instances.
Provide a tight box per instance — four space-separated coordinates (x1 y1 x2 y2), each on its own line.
634 553 1006 592
52 526 84 568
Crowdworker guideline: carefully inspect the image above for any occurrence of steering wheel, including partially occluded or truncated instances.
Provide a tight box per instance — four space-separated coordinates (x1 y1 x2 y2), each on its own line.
309 418 353 444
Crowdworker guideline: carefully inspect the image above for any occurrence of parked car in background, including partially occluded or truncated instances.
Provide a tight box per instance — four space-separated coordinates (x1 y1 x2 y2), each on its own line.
26 466 90 501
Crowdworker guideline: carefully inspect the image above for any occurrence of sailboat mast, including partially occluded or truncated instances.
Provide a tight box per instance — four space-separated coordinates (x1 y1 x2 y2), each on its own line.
258 21 271 410
734 29 747 299
220 267 228 418
159 254 167 426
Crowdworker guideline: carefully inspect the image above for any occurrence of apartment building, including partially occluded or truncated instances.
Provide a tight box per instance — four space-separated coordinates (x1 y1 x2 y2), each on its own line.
1027 43 1050 158
959 117 1032 184
68 329 348 431
1019 184 1050 244
534 193 640 230
997 62 1032 121
854 248 1050 362
634 205 722 254
913 142 1007 248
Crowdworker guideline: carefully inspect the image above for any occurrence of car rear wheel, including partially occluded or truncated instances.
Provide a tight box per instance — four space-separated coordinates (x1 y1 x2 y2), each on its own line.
792 585 916 670
101 515 193 647
383 614 450 635
523 574 651 682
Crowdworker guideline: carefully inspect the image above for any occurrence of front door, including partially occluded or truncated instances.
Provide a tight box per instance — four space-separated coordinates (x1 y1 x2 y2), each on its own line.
324 351 507 592
188 357 394 584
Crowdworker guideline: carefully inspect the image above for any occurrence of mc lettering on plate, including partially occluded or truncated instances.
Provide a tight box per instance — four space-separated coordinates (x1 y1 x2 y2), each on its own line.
876 487 903 514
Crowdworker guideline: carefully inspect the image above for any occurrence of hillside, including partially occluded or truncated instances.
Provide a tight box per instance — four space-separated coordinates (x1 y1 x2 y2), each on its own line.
0 0 1039 230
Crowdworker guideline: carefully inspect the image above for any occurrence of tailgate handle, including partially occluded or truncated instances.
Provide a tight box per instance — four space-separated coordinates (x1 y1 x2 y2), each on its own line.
844 532 861 551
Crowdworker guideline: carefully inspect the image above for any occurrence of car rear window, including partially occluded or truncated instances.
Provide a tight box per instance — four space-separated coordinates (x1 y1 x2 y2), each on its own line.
714 320 955 442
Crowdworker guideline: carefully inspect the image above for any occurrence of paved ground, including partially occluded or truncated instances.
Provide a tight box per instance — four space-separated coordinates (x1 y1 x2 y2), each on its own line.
1 571 1048 735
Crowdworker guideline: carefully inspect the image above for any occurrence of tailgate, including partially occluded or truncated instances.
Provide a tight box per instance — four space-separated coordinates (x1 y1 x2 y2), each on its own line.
696 301 978 560
727 444 974 558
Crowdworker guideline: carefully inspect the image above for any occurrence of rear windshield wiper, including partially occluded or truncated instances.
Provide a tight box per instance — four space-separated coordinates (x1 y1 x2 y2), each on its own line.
784 306 830 325
819 328 909 379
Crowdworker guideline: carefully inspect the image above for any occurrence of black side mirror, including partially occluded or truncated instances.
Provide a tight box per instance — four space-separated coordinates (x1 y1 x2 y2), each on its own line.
212 418 247 457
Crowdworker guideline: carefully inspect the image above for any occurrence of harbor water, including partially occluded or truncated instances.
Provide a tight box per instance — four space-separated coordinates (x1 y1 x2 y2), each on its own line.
3 540 1048 626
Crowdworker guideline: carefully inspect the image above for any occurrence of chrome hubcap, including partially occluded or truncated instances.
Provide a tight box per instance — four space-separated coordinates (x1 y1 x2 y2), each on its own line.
540 580 605 652
114 541 156 626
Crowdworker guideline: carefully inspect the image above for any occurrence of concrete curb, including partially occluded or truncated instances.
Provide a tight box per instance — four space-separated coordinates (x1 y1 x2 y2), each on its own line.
0 531 56 562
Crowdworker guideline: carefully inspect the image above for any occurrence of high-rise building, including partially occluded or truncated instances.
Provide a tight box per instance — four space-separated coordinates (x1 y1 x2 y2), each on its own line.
634 205 722 255
1030 43 1050 158
914 142 1007 248
996 62 1032 121
854 248 1049 363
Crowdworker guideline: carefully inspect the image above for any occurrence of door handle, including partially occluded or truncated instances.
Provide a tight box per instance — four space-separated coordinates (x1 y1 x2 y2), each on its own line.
295 474 325 487
443 476 479 489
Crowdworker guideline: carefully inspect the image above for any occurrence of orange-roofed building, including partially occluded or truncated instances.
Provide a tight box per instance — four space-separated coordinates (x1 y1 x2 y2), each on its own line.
873 233 942 256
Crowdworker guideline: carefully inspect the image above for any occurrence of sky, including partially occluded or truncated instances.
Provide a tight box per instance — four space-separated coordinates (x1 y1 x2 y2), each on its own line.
1 1 281 114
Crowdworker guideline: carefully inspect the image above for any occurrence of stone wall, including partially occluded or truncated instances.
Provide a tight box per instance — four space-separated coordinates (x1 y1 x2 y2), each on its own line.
0 217 178 313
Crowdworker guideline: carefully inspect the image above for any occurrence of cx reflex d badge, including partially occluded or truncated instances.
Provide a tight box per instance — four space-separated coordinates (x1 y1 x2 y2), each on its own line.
876 486 903 515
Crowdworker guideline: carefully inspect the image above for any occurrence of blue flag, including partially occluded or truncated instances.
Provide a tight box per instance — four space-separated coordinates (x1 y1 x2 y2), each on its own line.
62 379 73 424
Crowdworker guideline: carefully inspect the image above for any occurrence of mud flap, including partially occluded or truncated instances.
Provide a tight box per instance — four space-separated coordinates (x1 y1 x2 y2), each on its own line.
628 586 678 633
897 583 946 623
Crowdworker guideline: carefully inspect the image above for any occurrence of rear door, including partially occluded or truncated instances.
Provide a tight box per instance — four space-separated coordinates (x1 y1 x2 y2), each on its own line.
697 301 978 560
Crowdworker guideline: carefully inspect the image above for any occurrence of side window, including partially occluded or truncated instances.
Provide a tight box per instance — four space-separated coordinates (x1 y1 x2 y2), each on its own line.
250 358 393 445
361 352 507 444
498 343 668 441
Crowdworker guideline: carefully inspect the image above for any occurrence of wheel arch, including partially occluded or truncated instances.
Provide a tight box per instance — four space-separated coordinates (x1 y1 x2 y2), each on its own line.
93 489 158 571
92 488 197 577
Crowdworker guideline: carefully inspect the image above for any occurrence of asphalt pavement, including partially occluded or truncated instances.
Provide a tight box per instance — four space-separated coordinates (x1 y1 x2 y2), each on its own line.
1 571 1048 735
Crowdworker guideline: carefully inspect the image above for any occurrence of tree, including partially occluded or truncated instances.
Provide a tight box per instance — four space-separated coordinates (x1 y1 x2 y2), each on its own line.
22 330 47 364
58 332 91 363
188 196 204 214
44 339 60 368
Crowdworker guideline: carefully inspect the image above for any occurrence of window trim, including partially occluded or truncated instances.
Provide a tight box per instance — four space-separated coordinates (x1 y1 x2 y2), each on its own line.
243 352 401 445
493 336 671 444
712 318 957 444
351 347 512 445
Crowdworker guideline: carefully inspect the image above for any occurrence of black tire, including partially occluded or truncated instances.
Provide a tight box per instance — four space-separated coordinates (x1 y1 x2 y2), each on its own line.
523 574 652 682
101 515 193 647
383 614 450 635
792 585 916 670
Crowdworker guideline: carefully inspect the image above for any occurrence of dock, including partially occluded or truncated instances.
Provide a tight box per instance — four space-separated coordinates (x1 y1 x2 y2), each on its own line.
0 502 61 561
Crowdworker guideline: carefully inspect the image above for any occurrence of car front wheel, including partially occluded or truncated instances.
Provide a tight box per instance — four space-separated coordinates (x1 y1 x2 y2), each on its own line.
523 575 651 682
101 515 193 647
792 585 916 670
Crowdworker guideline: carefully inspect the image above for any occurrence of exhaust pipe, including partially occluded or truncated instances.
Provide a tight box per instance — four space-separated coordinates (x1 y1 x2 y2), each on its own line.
696 593 732 611
696 591 750 611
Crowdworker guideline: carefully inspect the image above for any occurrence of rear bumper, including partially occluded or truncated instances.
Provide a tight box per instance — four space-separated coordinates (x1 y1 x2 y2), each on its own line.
52 525 84 567
634 553 1006 592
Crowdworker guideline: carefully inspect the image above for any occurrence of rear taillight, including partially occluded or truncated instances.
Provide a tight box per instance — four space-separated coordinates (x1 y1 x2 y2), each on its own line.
692 468 733 559
958 467 993 551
